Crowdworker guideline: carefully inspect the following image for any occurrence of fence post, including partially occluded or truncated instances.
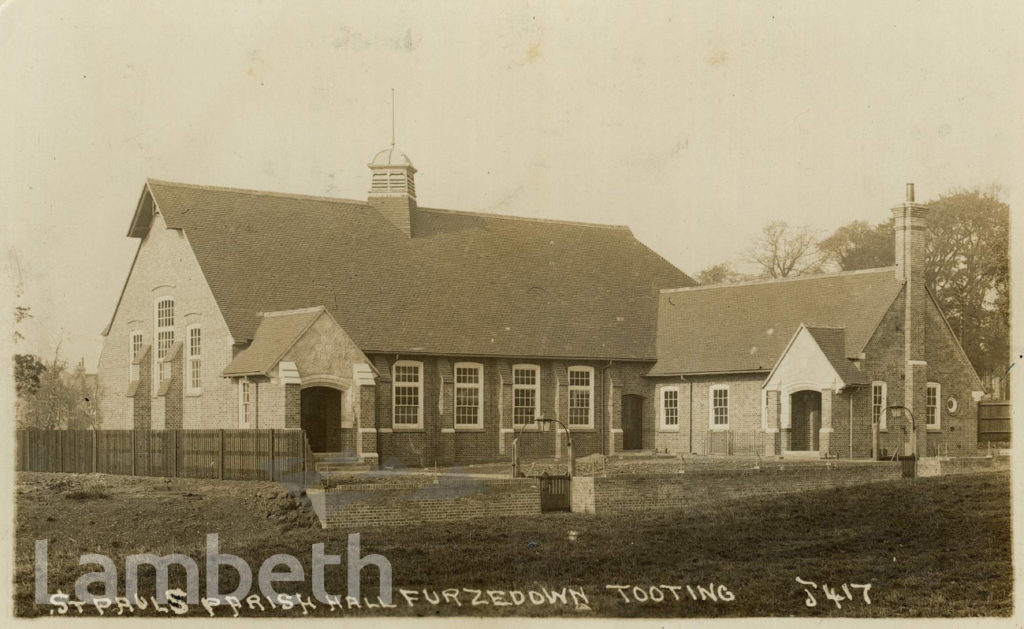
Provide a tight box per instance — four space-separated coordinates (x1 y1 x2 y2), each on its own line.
91 431 97 473
58 431 64 473
172 430 178 478
268 429 275 481
219 429 225 480
131 430 137 476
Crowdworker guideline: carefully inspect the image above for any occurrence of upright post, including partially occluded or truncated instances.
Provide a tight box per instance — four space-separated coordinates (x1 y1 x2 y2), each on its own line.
219 429 226 480
131 430 137 476
92 431 98 473
871 421 880 460
172 430 179 478
269 429 276 481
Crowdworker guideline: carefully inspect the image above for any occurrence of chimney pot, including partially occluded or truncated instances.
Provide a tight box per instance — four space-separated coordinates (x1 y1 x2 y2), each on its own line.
906 183 915 203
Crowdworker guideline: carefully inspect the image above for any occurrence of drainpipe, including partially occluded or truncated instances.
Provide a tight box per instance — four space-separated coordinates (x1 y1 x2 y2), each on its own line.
848 392 853 459
687 377 693 454
600 360 613 455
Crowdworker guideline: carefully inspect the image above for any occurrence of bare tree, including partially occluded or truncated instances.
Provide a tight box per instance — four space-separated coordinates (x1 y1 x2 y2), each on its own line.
744 220 823 279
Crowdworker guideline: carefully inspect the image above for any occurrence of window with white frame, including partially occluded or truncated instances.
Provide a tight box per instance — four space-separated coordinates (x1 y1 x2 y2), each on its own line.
454 362 483 427
871 381 887 430
710 385 729 429
660 386 680 429
567 366 594 427
513 364 540 425
393 361 423 428
129 332 143 381
155 298 174 381
926 382 941 429
239 380 251 426
186 326 201 394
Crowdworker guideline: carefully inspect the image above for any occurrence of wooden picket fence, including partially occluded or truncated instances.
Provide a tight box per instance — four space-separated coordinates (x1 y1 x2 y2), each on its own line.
16 429 316 481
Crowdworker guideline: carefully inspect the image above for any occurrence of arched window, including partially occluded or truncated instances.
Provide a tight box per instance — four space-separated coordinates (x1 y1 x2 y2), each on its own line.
154 297 175 381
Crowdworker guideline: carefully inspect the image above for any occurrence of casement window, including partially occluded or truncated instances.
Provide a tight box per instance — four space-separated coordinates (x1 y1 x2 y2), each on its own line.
871 381 888 430
567 366 594 427
393 361 424 428
926 382 941 429
239 380 252 427
454 362 484 428
155 297 174 381
513 364 541 425
186 325 201 394
709 385 729 429
129 332 143 381
660 386 680 429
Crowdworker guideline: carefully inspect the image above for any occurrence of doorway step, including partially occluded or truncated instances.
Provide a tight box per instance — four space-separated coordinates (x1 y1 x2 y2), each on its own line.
781 450 822 459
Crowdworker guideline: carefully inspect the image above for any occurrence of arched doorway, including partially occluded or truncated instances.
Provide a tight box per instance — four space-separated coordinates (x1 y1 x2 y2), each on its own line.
301 386 342 452
790 390 822 452
622 394 645 451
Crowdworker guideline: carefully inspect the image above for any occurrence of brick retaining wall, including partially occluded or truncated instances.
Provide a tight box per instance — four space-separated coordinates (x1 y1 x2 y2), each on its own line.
586 463 903 513
310 477 540 528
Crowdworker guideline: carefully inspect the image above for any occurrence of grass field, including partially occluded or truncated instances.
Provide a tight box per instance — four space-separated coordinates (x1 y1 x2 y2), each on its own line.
15 470 1012 617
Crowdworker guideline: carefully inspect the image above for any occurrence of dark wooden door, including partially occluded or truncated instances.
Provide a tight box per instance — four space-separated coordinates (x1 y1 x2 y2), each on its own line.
622 394 644 450
301 387 339 452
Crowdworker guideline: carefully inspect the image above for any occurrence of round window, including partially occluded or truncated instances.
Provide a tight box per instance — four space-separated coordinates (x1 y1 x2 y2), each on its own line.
945 396 959 415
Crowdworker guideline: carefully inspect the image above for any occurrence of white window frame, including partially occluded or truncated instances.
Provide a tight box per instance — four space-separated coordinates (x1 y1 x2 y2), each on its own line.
392 360 424 429
454 362 484 429
567 366 595 428
185 324 202 395
238 379 251 427
512 364 541 426
660 385 680 431
871 381 888 431
154 296 175 383
128 331 143 382
709 384 729 430
926 382 941 429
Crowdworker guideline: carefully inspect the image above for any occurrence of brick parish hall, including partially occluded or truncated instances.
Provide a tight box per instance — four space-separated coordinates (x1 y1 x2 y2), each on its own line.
96 145 984 465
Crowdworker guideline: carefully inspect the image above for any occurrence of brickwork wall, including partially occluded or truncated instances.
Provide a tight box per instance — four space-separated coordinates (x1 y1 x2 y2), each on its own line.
164 349 184 429
97 212 239 431
315 477 540 528
131 347 152 430
592 464 903 512
649 374 765 455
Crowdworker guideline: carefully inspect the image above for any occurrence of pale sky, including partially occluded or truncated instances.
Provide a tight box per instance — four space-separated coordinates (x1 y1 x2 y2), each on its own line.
2 0 1021 370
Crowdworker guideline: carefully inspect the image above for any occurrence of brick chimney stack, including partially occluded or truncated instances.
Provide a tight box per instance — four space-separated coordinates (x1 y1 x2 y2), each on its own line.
368 147 417 237
891 183 930 458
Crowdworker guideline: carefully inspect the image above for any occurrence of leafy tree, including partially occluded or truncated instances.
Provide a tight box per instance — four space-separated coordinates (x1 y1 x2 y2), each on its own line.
18 353 99 430
15 354 46 397
744 220 823 279
819 187 1009 387
696 262 748 286
819 220 893 271
924 188 1009 384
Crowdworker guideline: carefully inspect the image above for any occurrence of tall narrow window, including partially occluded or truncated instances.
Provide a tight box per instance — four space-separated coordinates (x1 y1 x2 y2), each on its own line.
871 382 887 430
155 297 175 381
926 382 941 429
186 326 201 394
513 365 540 425
393 361 423 428
661 386 680 429
710 385 729 429
239 380 251 426
567 366 594 427
129 332 143 381
454 363 483 428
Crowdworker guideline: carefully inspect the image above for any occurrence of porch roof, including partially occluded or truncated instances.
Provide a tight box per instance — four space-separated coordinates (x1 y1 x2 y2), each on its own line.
222 307 323 377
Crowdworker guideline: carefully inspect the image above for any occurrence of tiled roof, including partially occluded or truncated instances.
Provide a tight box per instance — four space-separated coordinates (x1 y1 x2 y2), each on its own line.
649 269 903 376
804 326 870 386
143 179 694 360
222 307 323 376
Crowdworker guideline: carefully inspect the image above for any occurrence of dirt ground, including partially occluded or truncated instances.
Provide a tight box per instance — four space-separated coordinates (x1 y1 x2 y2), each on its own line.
14 470 1012 618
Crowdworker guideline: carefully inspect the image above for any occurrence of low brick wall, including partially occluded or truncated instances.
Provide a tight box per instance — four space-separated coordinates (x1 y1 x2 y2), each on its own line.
310 477 540 528
918 455 1009 477
585 463 903 513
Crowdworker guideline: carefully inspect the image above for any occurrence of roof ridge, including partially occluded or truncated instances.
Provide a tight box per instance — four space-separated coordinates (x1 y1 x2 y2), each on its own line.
146 178 370 207
416 206 631 230
660 266 898 294
260 306 325 318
